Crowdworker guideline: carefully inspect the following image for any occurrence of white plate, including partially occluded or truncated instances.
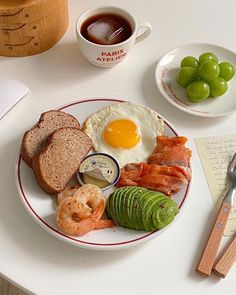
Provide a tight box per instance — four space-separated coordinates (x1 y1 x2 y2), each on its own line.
16 98 191 251
155 43 236 117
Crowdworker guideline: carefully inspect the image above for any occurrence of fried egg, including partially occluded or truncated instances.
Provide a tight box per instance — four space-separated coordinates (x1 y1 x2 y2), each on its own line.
84 102 165 167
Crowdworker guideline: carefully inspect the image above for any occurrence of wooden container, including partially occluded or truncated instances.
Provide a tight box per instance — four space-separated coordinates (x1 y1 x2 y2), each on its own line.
0 0 68 57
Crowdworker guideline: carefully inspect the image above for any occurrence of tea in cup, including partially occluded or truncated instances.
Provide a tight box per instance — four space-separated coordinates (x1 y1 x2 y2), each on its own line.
76 6 152 67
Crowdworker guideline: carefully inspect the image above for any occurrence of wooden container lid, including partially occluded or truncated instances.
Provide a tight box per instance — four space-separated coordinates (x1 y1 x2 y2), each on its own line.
0 0 68 56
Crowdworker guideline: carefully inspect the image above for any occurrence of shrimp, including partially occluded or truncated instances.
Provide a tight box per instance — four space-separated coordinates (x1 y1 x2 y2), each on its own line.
56 197 106 236
56 184 116 236
96 219 116 229
57 185 81 204
72 184 104 211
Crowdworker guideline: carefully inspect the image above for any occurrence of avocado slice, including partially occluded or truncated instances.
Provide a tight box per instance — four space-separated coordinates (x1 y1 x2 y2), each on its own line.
134 188 152 230
114 186 128 226
121 186 138 228
152 198 179 229
128 187 145 230
142 193 166 231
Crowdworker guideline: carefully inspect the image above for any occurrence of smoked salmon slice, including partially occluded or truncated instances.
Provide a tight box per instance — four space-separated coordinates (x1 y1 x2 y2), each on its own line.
148 136 192 167
138 174 187 195
117 162 191 195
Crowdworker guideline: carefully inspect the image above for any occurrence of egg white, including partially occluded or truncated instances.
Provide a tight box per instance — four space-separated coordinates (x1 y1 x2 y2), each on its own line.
84 102 165 167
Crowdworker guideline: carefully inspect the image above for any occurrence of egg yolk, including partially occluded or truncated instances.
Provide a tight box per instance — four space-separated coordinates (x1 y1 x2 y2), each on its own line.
103 119 140 148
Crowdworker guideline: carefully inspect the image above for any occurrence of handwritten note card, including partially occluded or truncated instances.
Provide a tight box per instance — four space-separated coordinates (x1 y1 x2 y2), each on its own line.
195 135 236 237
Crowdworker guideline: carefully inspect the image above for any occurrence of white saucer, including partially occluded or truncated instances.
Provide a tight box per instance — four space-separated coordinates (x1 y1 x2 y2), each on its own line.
155 43 236 117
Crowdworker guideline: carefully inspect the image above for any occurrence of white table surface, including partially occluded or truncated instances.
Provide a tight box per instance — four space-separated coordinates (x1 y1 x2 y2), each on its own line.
1 0 236 294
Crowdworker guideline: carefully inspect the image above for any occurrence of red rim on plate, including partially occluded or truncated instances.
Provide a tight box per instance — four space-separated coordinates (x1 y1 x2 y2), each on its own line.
16 98 191 248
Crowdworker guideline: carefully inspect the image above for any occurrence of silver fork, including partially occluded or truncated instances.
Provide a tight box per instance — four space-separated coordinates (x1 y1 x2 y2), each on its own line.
196 152 236 277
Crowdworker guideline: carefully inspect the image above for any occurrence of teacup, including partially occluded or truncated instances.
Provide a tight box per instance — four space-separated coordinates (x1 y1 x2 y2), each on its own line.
76 6 152 67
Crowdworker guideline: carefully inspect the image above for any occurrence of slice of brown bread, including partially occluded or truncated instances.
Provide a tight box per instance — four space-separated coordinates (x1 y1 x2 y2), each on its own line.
32 127 92 194
21 110 80 167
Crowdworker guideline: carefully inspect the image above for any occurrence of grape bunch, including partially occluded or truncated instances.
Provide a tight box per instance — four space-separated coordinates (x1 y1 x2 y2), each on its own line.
176 52 235 102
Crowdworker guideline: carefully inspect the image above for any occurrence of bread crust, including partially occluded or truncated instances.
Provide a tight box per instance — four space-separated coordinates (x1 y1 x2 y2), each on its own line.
32 127 92 194
21 130 35 166
32 152 57 194
21 110 80 167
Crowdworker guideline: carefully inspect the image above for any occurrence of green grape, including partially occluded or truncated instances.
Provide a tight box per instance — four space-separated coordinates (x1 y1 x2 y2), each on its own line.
180 56 199 69
176 67 198 88
198 61 220 81
219 62 235 81
186 80 210 102
199 52 219 64
208 77 228 97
